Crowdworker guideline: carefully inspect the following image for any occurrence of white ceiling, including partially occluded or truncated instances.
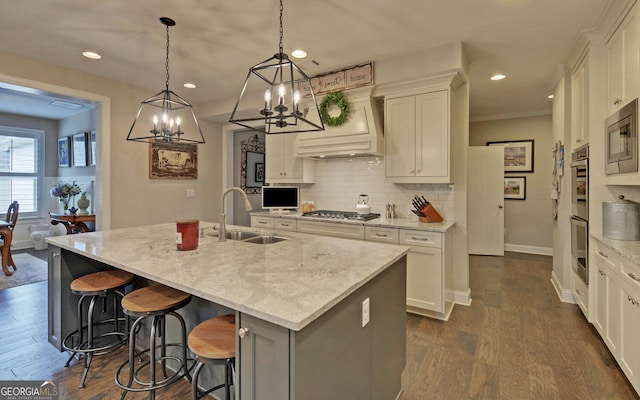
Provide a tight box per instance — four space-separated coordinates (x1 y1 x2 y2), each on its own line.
0 0 614 121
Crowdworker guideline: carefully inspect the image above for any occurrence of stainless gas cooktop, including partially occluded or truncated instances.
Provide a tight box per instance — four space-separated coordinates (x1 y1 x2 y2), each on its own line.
301 210 381 221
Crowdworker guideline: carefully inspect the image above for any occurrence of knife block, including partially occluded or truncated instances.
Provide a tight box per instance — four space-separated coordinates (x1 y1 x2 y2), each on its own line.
418 204 443 223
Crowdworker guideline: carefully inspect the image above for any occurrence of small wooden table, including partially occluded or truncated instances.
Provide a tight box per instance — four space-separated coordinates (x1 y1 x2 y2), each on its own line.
0 220 16 276
50 213 96 235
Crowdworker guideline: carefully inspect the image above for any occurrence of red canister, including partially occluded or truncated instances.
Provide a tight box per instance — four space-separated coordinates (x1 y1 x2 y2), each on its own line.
176 219 199 250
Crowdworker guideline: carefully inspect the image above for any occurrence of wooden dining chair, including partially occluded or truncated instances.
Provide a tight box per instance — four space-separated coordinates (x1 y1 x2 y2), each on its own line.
1 201 19 276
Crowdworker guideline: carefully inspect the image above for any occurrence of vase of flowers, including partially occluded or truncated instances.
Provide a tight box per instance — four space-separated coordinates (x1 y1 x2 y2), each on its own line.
50 182 81 213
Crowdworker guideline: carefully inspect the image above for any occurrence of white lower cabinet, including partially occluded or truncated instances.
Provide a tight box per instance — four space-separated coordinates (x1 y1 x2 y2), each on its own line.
619 278 640 394
253 216 454 320
592 239 640 395
592 247 620 356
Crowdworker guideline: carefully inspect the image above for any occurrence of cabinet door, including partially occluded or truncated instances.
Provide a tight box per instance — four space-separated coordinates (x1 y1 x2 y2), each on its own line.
571 58 589 147
608 26 624 109
385 96 416 178
619 279 640 394
47 246 63 350
238 313 290 400
406 246 443 313
265 135 284 180
281 133 303 179
608 7 640 111
594 260 620 356
415 90 449 179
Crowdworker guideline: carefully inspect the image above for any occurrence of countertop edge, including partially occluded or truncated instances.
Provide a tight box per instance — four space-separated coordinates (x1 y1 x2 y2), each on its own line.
591 233 640 267
47 225 410 331
251 212 455 233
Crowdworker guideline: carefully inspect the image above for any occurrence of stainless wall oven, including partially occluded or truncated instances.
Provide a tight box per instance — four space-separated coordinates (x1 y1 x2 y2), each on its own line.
570 144 589 285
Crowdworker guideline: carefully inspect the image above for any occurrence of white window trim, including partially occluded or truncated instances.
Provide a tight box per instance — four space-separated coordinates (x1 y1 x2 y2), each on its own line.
0 125 44 218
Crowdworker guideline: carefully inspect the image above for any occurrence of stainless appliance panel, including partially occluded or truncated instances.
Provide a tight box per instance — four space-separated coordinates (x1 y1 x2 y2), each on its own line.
571 216 588 285
571 145 588 221
605 98 638 175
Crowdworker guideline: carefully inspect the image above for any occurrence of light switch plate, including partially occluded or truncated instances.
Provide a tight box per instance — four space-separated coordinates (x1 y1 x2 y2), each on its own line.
186 189 195 198
362 298 370 327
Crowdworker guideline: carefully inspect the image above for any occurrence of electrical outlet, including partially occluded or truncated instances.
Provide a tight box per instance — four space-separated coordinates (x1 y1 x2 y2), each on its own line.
362 298 370 327
186 189 195 198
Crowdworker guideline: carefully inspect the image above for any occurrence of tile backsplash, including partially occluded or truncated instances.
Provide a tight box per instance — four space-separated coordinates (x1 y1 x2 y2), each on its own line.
299 157 454 220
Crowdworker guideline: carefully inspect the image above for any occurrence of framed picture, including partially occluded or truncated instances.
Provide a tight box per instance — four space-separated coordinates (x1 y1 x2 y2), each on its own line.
89 130 96 166
57 137 70 167
487 139 535 172
72 132 88 167
149 141 198 179
504 176 526 200
244 151 265 188
255 162 265 183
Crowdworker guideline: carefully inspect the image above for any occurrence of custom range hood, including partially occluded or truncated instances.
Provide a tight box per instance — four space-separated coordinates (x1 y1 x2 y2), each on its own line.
294 93 384 159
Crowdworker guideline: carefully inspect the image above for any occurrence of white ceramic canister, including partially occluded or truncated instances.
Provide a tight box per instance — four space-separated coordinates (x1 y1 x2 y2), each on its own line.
603 198 640 241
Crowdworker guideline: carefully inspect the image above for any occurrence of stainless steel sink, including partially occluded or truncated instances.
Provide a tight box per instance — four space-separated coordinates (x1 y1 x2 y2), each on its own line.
226 230 262 241
242 235 289 245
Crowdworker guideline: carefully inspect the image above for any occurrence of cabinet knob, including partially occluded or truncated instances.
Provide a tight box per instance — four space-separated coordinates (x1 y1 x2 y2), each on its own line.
498 205 503 209
238 327 250 338
576 289 582 296
52 252 60 257
598 251 608 258
416 169 421 173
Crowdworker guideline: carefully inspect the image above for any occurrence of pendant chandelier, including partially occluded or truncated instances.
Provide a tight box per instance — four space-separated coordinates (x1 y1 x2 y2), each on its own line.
229 0 324 134
127 17 205 144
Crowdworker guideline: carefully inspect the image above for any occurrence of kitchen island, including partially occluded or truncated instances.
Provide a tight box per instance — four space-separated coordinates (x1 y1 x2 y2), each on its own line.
46 222 409 400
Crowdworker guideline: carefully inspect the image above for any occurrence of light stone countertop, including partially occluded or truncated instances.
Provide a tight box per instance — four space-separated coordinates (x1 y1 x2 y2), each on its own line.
46 222 409 331
592 233 640 267
251 212 456 233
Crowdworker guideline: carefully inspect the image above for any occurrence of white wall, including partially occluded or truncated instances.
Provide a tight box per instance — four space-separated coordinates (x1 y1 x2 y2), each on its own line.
0 50 223 231
470 115 554 253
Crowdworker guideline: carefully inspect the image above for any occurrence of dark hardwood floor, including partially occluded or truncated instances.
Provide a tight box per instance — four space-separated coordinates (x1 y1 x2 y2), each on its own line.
1 249 638 399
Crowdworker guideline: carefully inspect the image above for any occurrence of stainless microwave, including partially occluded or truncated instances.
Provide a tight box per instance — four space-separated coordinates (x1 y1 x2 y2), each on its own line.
605 98 638 175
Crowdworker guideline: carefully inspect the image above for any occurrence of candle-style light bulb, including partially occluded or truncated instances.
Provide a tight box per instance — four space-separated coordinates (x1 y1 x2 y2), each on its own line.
293 90 301 113
278 84 285 106
176 116 181 131
153 115 158 130
264 90 272 110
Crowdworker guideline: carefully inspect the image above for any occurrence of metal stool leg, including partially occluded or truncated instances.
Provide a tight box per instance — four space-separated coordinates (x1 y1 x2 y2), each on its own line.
191 361 205 400
78 295 98 388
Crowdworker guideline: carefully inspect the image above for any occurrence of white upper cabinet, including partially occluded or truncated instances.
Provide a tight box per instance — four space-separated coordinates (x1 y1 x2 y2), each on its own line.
384 90 452 183
571 55 589 148
607 5 640 113
265 133 315 184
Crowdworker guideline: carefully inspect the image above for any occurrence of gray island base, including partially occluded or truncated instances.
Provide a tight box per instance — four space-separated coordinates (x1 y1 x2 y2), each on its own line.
47 222 409 399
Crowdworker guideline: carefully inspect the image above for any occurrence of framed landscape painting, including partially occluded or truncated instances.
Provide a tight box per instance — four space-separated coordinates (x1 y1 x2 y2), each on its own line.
72 132 88 167
504 176 526 200
488 139 534 172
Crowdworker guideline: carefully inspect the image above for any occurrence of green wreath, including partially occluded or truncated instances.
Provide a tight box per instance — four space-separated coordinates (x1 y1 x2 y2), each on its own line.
319 91 351 127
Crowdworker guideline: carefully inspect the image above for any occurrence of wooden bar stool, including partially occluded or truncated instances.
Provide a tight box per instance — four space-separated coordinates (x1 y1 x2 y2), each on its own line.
115 285 192 400
63 269 135 388
188 314 236 400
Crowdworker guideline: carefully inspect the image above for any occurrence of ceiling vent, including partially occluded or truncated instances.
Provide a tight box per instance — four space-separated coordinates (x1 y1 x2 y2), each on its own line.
49 100 84 110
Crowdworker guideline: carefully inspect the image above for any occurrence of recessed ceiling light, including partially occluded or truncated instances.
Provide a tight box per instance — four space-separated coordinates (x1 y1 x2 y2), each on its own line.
183 83 196 89
490 74 506 81
548 94 554 99
82 51 102 60
291 49 307 58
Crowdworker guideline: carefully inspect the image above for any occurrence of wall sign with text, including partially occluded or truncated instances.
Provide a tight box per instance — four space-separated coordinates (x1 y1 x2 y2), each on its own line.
299 62 373 97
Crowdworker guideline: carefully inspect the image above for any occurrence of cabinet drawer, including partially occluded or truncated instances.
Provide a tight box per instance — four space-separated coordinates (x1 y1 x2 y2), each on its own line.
399 230 442 248
365 226 399 244
297 220 365 240
573 270 589 314
274 218 297 231
621 258 640 291
251 216 274 229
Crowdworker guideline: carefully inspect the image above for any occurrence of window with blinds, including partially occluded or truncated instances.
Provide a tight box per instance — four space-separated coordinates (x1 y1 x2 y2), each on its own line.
0 126 43 216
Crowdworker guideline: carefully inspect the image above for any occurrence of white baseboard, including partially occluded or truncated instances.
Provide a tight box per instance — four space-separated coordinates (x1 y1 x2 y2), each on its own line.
454 288 472 306
551 270 576 304
505 243 553 256
11 240 33 250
